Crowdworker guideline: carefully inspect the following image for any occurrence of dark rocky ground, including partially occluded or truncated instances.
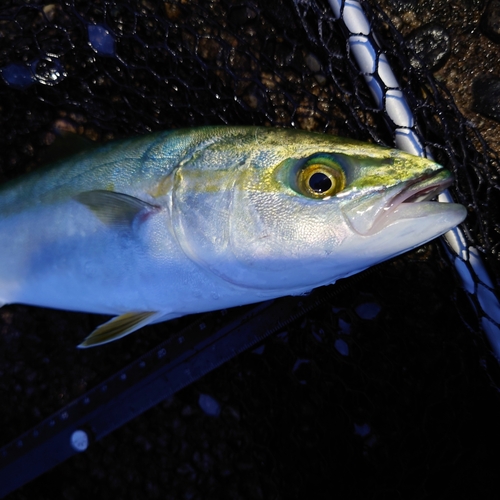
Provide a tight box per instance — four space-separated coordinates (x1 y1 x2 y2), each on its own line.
1 1 500 499
381 0 500 149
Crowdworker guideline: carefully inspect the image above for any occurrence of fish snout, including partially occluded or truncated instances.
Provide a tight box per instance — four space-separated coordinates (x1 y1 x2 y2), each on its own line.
341 169 455 236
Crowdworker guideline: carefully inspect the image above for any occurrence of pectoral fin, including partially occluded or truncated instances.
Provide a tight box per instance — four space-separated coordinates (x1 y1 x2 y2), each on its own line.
75 190 158 227
78 310 161 348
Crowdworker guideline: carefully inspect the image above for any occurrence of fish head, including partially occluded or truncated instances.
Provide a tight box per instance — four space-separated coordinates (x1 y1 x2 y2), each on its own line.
171 127 466 293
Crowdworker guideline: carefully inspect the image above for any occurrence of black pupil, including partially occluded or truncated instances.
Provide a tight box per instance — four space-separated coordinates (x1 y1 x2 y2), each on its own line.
309 172 332 193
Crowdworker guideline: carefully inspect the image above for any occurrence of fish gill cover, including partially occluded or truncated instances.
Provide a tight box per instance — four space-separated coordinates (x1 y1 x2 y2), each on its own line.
0 0 499 498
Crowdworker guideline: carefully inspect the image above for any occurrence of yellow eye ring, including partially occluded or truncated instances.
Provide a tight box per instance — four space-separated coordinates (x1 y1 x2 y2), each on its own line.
297 161 346 199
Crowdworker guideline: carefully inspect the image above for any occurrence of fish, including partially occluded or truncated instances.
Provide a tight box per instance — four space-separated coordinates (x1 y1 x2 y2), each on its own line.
0 126 466 348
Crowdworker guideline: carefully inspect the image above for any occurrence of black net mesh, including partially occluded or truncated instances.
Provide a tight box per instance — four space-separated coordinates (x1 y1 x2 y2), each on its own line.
1 0 500 498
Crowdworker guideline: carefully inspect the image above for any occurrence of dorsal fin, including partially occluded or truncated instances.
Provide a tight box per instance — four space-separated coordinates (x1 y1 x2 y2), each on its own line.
75 190 158 227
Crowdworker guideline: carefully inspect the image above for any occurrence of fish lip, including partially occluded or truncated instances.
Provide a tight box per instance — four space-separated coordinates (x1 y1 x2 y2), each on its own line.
347 169 454 236
368 169 454 235
389 169 453 207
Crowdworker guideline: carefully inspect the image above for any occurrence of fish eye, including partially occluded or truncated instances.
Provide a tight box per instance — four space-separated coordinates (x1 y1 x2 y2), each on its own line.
296 156 346 199
309 171 333 193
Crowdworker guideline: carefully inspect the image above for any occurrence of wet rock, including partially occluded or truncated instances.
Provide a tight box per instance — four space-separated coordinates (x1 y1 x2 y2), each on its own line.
405 23 451 71
480 0 500 43
472 75 500 122
388 0 418 11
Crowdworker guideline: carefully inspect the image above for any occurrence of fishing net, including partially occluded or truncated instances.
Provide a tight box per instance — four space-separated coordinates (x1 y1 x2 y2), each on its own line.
1 0 499 498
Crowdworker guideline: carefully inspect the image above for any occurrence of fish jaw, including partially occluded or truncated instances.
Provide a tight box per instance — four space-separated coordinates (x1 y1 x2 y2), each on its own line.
340 168 461 236
335 167 467 276
330 200 467 282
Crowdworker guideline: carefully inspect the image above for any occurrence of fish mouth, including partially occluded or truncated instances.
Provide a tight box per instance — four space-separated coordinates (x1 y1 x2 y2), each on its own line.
344 169 456 236
390 170 453 205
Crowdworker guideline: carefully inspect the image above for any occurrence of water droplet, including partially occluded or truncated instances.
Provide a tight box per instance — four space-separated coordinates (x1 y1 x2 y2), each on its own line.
355 302 381 320
0 63 34 89
198 393 221 417
334 338 349 356
88 24 116 56
70 430 89 452
33 58 66 86
354 423 371 437
338 318 351 334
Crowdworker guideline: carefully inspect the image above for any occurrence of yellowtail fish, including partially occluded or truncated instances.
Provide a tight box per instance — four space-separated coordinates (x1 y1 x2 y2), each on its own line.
0 127 466 347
